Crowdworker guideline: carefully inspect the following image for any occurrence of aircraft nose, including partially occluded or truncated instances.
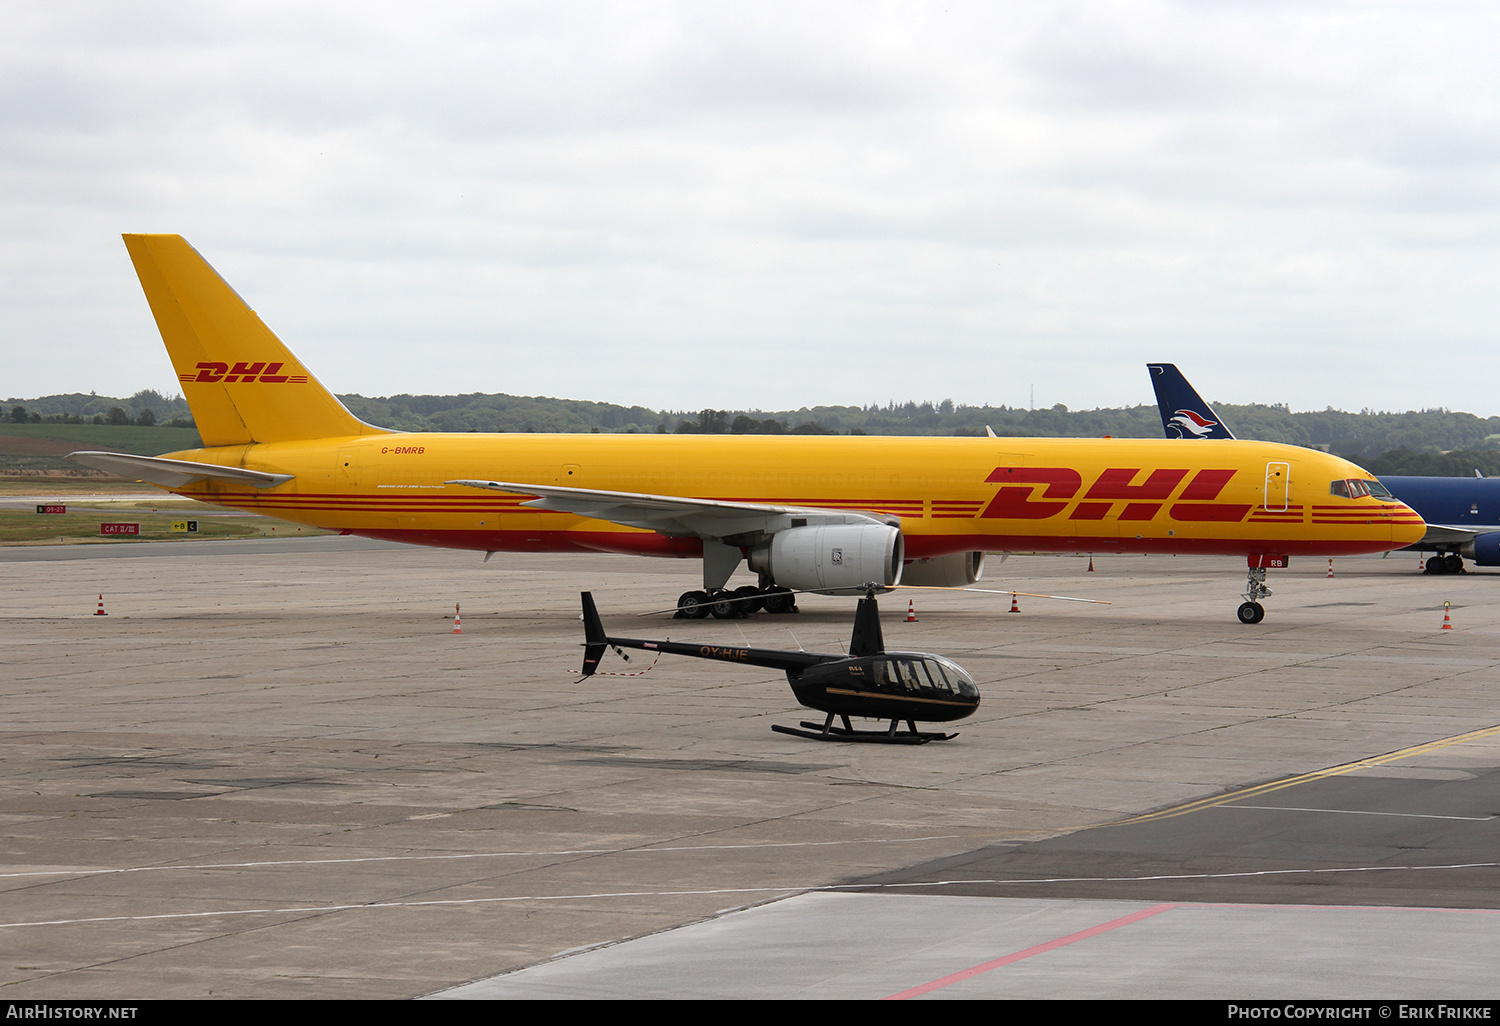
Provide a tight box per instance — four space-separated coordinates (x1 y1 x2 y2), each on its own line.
1390 502 1426 547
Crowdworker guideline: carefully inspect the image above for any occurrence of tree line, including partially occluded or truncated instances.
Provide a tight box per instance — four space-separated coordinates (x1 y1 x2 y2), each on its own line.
4 389 191 428
8 387 1500 474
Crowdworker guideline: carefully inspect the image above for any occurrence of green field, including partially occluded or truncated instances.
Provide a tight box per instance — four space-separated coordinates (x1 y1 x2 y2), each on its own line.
0 504 334 546
0 476 166 495
0 422 201 451
0 423 202 474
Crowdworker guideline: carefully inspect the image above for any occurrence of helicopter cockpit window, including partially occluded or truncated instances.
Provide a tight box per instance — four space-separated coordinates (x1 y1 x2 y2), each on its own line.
922 658 954 691
897 660 923 689
867 656 976 695
931 655 978 695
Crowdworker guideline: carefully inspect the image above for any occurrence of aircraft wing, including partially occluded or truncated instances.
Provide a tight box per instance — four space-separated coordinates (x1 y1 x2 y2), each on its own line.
1414 524 1483 547
66 451 294 489
445 479 898 539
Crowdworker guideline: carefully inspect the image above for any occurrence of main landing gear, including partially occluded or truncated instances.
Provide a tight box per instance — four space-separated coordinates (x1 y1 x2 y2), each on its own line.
1237 566 1271 624
1424 553 1465 575
675 585 799 619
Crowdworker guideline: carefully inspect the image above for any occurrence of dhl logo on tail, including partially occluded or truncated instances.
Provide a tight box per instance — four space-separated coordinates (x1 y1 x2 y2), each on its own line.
181 361 309 384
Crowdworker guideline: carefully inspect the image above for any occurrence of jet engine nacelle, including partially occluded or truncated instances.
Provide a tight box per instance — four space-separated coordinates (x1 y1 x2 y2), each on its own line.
748 524 905 592
900 551 986 588
1463 533 1500 566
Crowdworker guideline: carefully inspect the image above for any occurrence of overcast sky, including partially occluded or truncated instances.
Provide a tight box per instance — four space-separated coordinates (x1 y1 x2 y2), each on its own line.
4 1 1499 416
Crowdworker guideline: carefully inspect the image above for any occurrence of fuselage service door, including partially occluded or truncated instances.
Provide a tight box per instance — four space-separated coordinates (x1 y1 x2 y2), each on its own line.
1264 461 1290 512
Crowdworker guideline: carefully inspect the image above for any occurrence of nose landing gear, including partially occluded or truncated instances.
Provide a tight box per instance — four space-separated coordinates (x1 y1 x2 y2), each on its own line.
1237 565 1272 624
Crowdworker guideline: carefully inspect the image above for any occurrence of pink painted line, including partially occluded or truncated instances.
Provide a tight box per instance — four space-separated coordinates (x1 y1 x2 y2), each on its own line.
882 902 1179 1000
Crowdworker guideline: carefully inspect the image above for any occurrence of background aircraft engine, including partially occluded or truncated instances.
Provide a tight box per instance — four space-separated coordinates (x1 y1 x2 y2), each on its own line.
748 524 904 592
900 551 986 588
1462 534 1500 566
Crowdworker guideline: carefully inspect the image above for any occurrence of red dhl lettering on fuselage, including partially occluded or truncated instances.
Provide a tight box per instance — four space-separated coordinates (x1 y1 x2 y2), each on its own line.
180 361 309 384
984 467 1251 523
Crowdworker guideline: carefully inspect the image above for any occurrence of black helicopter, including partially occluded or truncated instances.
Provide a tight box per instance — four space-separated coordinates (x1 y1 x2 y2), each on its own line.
580 590 981 744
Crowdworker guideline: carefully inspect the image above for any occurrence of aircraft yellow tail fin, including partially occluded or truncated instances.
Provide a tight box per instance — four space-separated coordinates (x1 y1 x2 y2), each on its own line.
122 234 385 446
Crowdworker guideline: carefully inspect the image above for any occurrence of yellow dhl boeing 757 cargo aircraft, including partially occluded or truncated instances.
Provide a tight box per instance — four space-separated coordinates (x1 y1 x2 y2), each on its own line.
69 235 1425 624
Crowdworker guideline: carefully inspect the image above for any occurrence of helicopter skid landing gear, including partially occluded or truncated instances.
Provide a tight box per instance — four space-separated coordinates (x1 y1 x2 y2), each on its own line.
1238 567 1271 624
772 712 957 745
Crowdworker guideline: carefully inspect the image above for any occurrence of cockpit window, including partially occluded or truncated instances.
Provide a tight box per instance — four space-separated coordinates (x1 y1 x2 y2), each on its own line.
1329 479 1349 498
867 655 977 697
1364 479 1394 500
922 659 954 691
1330 478 1383 499
906 660 934 689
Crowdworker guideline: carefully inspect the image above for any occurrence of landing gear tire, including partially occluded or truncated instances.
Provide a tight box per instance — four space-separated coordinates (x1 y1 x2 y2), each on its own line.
675 590 711 619
1237 601 1265 624
1446 553 1464 574
732 585 764 614
761 587 798 615
709 590 741 619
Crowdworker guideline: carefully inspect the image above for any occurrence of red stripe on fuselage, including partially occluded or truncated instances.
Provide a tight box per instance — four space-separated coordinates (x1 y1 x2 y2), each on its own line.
335 527 1405 560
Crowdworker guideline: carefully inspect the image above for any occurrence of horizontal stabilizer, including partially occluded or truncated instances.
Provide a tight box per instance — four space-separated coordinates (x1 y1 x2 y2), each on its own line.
66 451 293 489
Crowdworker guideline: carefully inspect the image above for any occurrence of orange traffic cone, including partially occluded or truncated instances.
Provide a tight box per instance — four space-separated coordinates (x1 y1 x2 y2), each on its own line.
1087 555 1094 572
1442 601 1453 630
452 603 463 634
94 594 107 616
1327 559 1334 579
905 599 917 622
1009 592 1020 613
